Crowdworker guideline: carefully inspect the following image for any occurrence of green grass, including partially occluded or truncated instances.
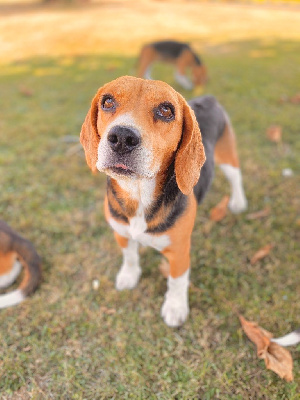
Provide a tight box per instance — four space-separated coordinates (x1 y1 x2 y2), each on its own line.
0 39 299 399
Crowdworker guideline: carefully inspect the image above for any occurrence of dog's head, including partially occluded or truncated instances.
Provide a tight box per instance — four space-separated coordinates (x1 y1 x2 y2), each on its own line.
80 76 205 195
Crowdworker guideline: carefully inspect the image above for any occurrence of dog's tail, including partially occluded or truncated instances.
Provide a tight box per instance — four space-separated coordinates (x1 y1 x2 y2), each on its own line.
0 220 42 309
271 328 300 347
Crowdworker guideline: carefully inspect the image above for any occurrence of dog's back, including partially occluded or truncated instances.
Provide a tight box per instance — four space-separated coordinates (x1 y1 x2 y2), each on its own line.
188 95 227 204
152 40 191 60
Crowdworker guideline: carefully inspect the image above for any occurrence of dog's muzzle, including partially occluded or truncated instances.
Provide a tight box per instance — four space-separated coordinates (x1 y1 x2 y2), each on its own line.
107 125 140 155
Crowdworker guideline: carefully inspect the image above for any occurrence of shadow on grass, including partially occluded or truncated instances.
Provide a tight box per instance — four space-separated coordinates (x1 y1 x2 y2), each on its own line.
0 39 299 398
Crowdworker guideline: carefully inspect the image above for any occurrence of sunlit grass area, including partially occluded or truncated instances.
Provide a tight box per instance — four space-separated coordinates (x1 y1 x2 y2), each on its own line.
0 1 300 398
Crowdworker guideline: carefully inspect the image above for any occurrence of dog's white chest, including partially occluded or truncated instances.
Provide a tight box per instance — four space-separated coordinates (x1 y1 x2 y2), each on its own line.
108 177 170 251
109 214 170 252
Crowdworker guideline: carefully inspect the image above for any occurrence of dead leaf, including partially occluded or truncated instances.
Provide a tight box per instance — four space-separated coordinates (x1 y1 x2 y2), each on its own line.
250 244 273 265
210 195 229 222
239 315 271 351
266 125 282 143
239 315 293 382
278 93 300 104
100 306 116 315
159 259 169 278
246 207 271 220
203 219 214 235
290 93 300 104
19 86 33 97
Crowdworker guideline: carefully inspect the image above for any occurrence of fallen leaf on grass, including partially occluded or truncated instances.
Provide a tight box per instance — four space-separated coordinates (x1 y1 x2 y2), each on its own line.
266 125 282 143
290 93 300 104
203 219 214 235
19 86 33 97
159 259 169 278
279 93 300 104
246 207 271 220
210 195 229 222
239 315 293 382
250 244 273 265
100 306 116 315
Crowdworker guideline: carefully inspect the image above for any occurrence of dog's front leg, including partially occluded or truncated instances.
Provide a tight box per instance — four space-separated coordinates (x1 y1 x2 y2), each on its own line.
161 247 190 327
114 232 141 291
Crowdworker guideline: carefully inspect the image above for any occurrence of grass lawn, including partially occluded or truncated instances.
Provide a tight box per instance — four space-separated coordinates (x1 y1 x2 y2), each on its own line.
0 1 299 398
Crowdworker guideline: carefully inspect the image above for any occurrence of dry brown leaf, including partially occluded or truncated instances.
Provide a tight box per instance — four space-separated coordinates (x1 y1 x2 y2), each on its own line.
246 207 271 220
239 315 293 382
279 93 300 104
203 219 214 235
266 125 282 143
265 342 294 382
210 195 229 222
159 259 170 278
250 244 273 265
239 315 271 352
290 93 300 104
19 86 33 97
100 306 116 315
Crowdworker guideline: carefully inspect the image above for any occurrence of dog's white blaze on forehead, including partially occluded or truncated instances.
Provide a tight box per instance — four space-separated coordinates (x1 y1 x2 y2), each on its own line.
101 112 142 139
109 217 170 252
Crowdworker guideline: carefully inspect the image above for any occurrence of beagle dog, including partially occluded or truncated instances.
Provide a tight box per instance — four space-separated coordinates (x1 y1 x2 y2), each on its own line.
137 40 207 90
0 220 42 308
80 76 247 327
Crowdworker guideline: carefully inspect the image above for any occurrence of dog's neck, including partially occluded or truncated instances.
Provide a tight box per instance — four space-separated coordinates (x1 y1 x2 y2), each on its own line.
107 159 177 215
106 159 187 236
114 176 157 210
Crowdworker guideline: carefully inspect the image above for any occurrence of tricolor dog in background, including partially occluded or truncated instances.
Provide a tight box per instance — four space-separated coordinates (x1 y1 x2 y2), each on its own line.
80 76 247 327
0 220 42 308
137 40 207 90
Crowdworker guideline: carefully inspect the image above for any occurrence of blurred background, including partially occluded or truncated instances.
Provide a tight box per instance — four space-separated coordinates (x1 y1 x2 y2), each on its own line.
0 0 299 398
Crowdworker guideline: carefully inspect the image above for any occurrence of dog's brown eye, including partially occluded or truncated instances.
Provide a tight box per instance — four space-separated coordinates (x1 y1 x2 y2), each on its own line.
101 95 116 111
155 102 175 122
160 105 173 118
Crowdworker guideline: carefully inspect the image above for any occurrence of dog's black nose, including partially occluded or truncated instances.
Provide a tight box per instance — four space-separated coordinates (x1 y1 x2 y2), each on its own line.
107 126 140 154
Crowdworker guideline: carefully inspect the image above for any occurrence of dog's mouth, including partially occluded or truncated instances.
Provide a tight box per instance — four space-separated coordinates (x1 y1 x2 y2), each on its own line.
107 163 135 176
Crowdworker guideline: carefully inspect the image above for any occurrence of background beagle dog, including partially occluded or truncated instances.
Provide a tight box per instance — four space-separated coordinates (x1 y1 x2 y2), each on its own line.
80 76 247 327
137 40 207 90
0 220 42 308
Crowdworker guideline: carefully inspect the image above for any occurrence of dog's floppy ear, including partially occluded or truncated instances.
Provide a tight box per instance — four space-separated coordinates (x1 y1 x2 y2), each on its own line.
80 90 102 172
175 98 206 195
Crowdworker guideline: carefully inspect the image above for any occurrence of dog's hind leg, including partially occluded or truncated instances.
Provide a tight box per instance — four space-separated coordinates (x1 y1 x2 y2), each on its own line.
214 120 247 213
0 251 22 289
114 232 141 291
175 50 194 90
137 45 156 80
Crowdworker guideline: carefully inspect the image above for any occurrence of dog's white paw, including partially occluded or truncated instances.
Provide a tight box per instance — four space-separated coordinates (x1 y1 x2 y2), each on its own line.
161 297 189 327
115 266 141 291
228 193 248 214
